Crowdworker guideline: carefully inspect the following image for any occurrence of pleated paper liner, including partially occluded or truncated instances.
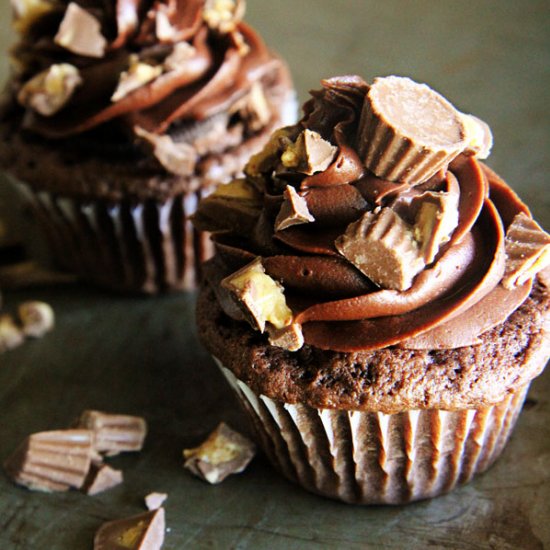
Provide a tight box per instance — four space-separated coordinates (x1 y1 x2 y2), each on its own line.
216 360 528 505
14 181 214 293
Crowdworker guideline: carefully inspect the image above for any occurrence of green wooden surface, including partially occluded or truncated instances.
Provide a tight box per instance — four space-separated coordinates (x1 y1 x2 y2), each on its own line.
1 1 549 549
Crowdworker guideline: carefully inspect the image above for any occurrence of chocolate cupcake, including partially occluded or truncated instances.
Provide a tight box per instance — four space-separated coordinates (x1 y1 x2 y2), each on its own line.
0 0 295 292
194 75 550 504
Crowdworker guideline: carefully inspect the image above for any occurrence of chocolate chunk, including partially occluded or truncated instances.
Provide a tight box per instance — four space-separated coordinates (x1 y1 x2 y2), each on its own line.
75 411 147 456
357 76 467 185
18 300 55 338
54 3 107 58
144 492 168 511
0 314 24 353
93 508 165 550
82 463 124 496
335 208 424 290
17 64 83 117
267 323 304 352
221 258 293 332
502 212 550 289
183 423 255 484
4 430 94 492
281 129 337 176
274 185 315 231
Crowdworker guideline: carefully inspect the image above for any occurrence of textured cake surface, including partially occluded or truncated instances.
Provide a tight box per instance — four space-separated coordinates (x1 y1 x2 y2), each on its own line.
198 277 550 413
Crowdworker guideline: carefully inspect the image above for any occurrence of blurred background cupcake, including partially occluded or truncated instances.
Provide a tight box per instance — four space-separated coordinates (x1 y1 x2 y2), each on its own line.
0 0 295 293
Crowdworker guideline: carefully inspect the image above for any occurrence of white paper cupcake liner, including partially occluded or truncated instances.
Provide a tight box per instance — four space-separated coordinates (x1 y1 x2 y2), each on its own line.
215 360 528 505
14 181 213 293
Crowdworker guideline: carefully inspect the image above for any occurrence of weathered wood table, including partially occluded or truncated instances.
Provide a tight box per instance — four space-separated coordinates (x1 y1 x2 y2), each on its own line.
1 1 548 548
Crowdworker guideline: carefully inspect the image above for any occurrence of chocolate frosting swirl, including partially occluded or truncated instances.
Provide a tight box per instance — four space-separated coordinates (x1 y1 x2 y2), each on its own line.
6 0 291 173
195 76 540 352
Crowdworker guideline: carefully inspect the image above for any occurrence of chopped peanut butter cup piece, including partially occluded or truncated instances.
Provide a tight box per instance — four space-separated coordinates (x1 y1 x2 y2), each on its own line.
17 64 82 117
112 56 163 102
335 208 424 290
145 492 168 511
4 430 94 492
18 300 55 338
183 423 255 484
0 314 24 353
211 178 261 200
267 322 304 352
82 462 124 496
230 82 272 133
93 508 165 550
155 9 178 42
135 127 196 176
357 76 467 185
75 411 147 456
11 0 58 34
281 129 337 175
203 0 245 34
412 190 459 263
54 3 107 58
460 113 493 159
502 212 550 289
274 185 315 231
163 42 197 70
245 127 300 181
221 258 293 332
192 178 262 233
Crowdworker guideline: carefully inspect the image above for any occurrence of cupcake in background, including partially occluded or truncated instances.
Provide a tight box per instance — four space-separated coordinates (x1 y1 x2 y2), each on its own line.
0 0 295 292
194 75 550 504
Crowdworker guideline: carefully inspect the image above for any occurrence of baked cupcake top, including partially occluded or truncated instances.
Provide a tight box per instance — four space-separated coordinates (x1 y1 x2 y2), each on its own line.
194 75 550 354
1 0 292 190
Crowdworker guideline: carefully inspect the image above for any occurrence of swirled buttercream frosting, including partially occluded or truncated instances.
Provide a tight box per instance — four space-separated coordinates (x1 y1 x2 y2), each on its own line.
194 75 550 352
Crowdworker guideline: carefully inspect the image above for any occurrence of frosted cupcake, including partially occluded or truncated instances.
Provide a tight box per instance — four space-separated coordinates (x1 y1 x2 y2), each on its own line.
0 0 295 292
194 75 550 504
